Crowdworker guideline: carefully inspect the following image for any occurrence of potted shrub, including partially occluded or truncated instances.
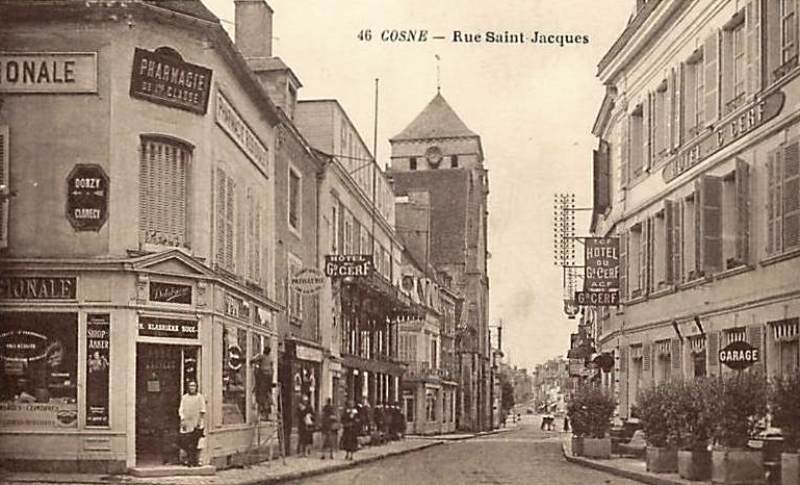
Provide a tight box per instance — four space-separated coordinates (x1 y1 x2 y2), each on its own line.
673 378 714 481
708 372 768 485
639 383 679 473
771 372 800 485
567 386 615 459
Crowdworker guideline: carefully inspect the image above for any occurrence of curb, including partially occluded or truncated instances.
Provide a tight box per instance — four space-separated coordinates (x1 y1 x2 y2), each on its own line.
561 443 684 485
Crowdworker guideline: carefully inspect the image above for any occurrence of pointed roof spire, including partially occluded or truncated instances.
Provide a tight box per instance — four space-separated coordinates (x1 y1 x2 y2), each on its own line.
391 92 477 142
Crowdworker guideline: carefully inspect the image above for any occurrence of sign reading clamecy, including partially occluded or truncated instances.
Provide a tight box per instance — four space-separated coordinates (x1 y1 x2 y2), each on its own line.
719 340 760 370
324 255 373 277
577 237 619 306
291 268 327 295
66 164 109 231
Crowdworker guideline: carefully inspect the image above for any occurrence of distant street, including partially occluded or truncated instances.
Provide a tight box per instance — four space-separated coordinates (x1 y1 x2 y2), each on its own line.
288 415 641 485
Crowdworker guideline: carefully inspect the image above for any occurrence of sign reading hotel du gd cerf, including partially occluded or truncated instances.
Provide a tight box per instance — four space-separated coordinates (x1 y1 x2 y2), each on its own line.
324 255 373 277
577 237 619 306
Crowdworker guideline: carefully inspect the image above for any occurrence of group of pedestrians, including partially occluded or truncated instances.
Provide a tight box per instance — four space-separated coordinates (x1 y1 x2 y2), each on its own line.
296 398 363 460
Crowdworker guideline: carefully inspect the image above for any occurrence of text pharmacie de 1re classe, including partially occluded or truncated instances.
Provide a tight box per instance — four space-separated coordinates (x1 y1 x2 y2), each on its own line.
357 29 590 46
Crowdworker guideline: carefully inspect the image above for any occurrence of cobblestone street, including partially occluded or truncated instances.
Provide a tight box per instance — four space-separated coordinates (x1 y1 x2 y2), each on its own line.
288 416 642 485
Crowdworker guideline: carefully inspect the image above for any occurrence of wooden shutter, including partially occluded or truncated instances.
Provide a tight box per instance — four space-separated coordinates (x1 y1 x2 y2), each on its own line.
638 224 647 294
338 201 345 255
665 200 674 284
704 31 721 125
225 175 235 270
215 168 226 266
619 231 629 301
0 125 8 249
784 141 800 250
671 338 682 375
620 114 630 189
648 217 656 292
644 93 653 171
735 159 751 263
672 65 683 149
619 346 628 415
673 200 684 283
707 330 719 372
765 0 782 85
747 325 764 374
353 219 362 254
767 149 783 254
746 0 762 94
684 60 697 140
697 175 723 275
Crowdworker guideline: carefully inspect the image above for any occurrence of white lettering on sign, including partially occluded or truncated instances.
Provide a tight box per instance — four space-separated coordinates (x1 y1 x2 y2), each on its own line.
215 91 269 171
719 349 759 362
0 52 97 93
74 178 101 189
74 208 101 219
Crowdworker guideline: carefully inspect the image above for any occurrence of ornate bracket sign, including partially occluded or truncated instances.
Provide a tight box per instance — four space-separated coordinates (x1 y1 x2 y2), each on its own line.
291 268 327 295
66 164 109 231
662 91 784 183
719 340 759 370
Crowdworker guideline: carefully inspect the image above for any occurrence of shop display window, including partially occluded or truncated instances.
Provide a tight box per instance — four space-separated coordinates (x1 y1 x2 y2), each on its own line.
221 325 247 425
0 313 78 429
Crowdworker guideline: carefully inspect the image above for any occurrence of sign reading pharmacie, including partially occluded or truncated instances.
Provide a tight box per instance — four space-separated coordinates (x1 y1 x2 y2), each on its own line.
66 164 109 231
291 267 327 295
130 47 212 114
718 340 760 370
662 90 785 183
215 90 269 171
324 254 373 278
0 52 97 93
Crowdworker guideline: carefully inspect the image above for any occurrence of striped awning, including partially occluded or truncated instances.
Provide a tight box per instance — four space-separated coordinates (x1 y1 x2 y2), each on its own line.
655 339 671 357
688 335 706 354
630 345 643 360
725 328 747 344
770 318 799 342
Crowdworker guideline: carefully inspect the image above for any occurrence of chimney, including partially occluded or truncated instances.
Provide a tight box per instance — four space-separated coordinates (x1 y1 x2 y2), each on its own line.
234 0 273 59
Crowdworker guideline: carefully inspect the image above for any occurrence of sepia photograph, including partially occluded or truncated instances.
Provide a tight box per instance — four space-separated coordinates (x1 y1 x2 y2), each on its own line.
0 0 799 484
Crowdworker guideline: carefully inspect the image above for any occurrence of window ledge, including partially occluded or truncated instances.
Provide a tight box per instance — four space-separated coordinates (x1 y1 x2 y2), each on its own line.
760 247 800 268
713 264 754 281
626 294 647 306
289 315 303 327
678 277 709 291
649 286 674 299
763 64 800 98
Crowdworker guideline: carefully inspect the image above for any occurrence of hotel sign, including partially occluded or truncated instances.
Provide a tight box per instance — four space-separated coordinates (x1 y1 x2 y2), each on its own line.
0 52 97 93
324 255 373 277
215 91 269 170
0 277 76 300
662 91 784 183
130 48 212 114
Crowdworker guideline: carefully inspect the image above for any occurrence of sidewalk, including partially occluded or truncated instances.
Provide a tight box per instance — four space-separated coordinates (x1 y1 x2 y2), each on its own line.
561 434 700 485
0 428 510 485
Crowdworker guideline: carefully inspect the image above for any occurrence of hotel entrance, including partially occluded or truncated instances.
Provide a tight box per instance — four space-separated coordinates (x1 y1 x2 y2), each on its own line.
135 343 199 466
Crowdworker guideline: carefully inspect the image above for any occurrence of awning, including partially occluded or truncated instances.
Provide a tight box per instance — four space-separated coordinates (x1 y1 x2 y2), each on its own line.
655 340 671 358
341 354 406 376
770 317 799 342
629 345 643 360
725 328 747 345
688 335 706 354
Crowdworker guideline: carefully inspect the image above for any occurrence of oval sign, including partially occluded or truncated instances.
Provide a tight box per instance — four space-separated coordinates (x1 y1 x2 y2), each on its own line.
228 345 243 371
0 330 49 362
718 340 759 370
291 268 326 295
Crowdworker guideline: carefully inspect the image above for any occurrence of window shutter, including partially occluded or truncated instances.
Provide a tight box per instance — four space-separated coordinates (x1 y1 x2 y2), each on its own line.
648 217 655 292
747 325 764 374
618 346 628 415
620 114 630 189
639 224 648 294
735 158 751 263
783 141 800 250
746 0 762 94
225 176 235 270
765 0 782 85
664 200 674 284
673 65 683 149
255 200 262 282
671 338 682 373
0 125 8 249
707 330 719 371
215 168 227 266
673 200 684 283
704 31 721 125
353 219 362 254
338 201 345 255
644 93 653 171
684 61 697 139
698 175 723 274
619 231 629 301
767 149 784 254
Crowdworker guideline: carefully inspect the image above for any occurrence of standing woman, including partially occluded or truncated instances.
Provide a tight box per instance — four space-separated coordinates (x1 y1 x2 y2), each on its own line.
296 395 313 456
340 400 359 460
320 398 338 459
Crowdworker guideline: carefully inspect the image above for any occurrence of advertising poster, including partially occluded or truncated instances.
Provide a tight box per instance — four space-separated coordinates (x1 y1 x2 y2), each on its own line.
86 314 110 427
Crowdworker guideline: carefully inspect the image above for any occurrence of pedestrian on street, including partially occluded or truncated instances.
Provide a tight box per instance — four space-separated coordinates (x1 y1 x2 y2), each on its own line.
296 395 314 457
320 398 338 459
563 415 570 432
178 381 206 467
340 400 359 460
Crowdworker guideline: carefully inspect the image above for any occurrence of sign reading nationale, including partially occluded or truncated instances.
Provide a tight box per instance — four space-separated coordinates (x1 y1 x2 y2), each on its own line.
324 255 373 277
0 52 97 93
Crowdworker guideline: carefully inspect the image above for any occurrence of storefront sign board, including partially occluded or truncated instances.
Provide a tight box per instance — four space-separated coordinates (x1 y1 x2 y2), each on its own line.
138 317 198 339
149 281 192 305
215 91 269 170
130 47 211 114
0 277 76 300
0 52 97 93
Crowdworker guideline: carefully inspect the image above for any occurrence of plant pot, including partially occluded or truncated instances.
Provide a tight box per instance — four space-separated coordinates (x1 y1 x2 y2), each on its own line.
581 437 611 459
712 447 765 485
571 436 583 457
783 453 800 485
679 449 712 481
646 446 678 473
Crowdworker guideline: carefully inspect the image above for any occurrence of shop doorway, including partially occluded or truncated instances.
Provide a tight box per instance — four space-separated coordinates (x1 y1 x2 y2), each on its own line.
135 343 198 466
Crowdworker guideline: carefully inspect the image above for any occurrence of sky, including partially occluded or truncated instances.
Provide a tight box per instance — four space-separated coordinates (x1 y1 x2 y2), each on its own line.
205 0 633 372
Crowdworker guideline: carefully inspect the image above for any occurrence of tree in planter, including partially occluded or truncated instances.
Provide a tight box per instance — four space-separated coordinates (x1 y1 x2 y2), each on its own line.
567 386 615 438
638 384 674 448
671 378 714 451
708 372 767 448
771 371 800 452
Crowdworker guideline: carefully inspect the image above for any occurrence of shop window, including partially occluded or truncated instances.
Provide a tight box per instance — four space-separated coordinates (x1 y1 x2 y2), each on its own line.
139 137 191 249
0 313 78 430
288 166 301 234
425 390 436 421
404 396 414 422
221 326 247 425
767 141 800 255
